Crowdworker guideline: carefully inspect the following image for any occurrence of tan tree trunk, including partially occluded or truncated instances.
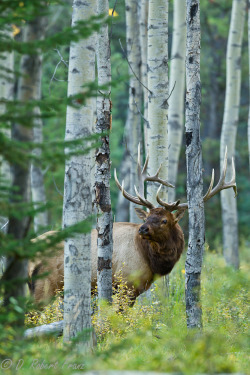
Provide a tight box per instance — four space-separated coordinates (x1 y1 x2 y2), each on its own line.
220 0 246 269
63 0 96 345
168 0 186 202
95 0 113 303
185 0 205 329
125 0 142 223
147 0 169 206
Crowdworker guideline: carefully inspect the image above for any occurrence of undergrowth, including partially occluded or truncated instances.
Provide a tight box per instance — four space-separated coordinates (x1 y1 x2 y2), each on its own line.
2 245 249 374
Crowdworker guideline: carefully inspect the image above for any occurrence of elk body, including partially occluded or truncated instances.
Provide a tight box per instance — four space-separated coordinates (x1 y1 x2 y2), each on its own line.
28 147 236 304
28 209 184 304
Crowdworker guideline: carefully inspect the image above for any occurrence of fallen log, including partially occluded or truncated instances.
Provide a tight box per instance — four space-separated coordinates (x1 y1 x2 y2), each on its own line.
24 320 63 338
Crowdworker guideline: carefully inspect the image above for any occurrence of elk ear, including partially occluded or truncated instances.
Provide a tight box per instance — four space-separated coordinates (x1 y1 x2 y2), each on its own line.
134 208 148 221
173 208 187 224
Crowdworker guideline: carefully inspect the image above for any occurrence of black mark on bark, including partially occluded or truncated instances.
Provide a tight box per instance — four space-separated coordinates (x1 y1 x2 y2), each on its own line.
190 4 198 23
186 131 193 147
96 152 107 165
95 182 111 212
69 244 78 256
185 272 201 308
98 257 112 272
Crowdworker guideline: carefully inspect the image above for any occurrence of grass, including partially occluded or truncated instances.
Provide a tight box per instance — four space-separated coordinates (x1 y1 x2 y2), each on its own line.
1 244 249 374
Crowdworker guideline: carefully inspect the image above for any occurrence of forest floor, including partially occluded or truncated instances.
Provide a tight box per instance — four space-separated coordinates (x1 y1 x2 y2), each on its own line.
3 243 250 375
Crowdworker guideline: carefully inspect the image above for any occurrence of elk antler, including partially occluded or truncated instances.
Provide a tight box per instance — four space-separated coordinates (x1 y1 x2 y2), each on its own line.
156 146 237 213
156 186 182 211
114 144 174 210
203 146 237 201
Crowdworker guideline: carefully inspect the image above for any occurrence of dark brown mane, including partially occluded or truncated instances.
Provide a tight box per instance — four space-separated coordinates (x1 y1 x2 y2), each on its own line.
28 264 42 294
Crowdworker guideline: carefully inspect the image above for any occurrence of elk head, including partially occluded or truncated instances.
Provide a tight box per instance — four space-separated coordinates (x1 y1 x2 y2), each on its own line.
114 145 237 232
135 208 183 241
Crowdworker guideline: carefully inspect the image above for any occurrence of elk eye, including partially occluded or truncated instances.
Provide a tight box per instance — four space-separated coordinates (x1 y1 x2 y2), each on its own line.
162 219 167 224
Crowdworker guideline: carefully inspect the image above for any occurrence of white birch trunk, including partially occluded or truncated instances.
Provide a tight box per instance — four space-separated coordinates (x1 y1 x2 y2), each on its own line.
138 0 149 152
147 0 169 206
185 0 205 329
29 17 48 234
0 29 14 276
95 0 113 303
168 0 186 202
63 0 96 345
220 0 246 269
31 110 49 233
0 29 14 233
115 148 130 222
125 0 142 223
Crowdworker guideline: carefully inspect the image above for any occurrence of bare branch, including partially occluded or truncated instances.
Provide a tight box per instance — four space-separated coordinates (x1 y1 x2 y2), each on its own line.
119 38 152 95
49 49 68 94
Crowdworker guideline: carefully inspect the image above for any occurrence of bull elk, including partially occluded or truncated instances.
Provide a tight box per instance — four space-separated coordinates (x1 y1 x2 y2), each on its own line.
28 146 236 305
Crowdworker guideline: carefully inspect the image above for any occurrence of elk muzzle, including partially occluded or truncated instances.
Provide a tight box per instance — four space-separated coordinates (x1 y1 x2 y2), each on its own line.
139 224 150 237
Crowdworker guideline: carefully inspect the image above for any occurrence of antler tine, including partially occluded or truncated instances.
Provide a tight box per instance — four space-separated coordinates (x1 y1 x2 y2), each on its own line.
203 146 237 202
203 169 215 202
230 157 237 197
137 143 174 191
134 185 154 209
156 185 181 211
218 145 228 186
145 167 175 189
142 153 149 175
137 143 145 196
137 143 142 177
114 168 123 192
114 168 152 208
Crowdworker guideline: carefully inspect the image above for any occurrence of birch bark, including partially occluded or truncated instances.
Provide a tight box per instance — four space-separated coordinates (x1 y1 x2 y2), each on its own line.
168 0 186 202
220 0 246 269
30 16 48 234
31 109 49 233
0 29 14 232
138 0 149 152
185 0 204 329
125 0 142 223
95 0 113 303
63 0 96 344
147 0 169 206
0 29 14 276
115 147 130 222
